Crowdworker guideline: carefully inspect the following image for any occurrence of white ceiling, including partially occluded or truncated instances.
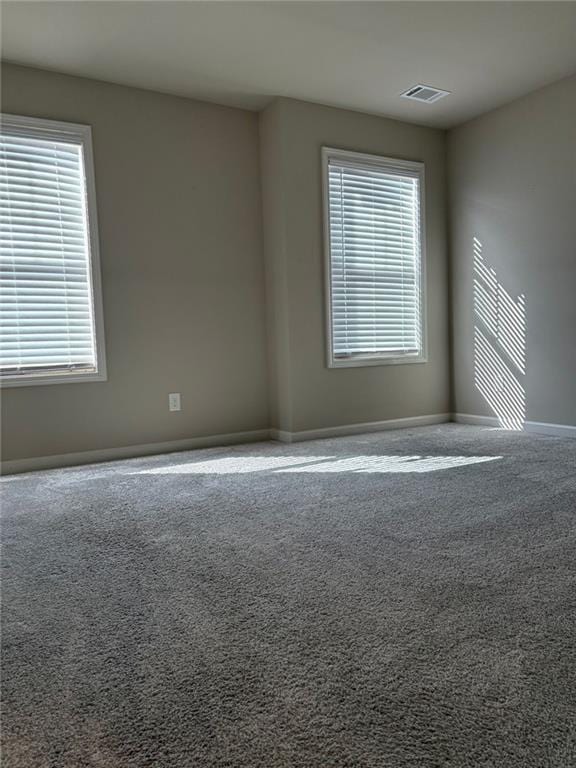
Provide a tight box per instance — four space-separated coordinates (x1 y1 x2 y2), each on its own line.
2 1 576 128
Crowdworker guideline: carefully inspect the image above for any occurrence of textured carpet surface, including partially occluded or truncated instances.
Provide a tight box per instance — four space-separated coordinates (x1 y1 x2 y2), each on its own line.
3 424 576 767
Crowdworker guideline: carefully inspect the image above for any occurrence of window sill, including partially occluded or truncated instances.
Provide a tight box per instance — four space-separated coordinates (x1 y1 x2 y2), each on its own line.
0 371 107 388
328 354 428 369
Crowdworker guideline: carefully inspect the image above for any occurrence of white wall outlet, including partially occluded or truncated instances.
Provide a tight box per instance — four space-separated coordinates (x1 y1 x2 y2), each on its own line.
168 393 181 412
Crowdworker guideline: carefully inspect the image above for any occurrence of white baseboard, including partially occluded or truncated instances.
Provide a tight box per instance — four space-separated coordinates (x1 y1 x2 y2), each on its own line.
270 413 451 444
453 413 576 439
452 413 501 428
10 410 573 475
269 429 293 443
525 419 576 438
1 416 451 474
1 429 271 475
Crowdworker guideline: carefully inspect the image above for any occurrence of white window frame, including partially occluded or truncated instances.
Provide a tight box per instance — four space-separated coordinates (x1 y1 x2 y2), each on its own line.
322 147 427 369
0 113 107 387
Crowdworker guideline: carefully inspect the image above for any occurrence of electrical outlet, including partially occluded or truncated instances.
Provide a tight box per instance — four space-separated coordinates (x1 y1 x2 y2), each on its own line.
168 393 181 412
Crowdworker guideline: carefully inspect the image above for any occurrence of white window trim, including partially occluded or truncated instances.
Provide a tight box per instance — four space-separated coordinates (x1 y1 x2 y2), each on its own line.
322 147 428 369
0 113 107 387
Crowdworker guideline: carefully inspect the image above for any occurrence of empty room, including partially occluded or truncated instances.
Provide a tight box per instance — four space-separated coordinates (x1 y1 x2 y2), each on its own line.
1 1 576 765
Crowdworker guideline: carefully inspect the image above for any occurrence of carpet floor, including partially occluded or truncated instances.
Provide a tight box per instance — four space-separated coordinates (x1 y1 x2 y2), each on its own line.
2 424 576 767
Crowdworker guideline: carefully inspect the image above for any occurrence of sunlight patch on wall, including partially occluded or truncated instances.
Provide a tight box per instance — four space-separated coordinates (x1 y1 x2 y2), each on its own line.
473 238 526 430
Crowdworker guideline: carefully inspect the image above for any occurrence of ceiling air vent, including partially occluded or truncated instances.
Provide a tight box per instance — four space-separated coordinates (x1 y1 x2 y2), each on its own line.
400 84 451 104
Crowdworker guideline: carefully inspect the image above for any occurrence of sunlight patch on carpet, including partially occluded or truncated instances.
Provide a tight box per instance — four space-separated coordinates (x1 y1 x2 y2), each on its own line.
135 455 502 475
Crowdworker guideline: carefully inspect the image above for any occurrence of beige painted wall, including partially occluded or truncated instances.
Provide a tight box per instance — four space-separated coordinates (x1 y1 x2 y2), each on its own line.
2 68 452 461
260 99 450 433
449 74 576 427
1 64 269 461
259 100 294 432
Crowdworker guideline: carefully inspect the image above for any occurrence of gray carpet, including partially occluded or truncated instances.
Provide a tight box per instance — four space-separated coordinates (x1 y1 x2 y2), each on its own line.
3 424 576 767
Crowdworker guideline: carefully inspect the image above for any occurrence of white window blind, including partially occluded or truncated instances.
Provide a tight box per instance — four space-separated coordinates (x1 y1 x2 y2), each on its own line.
0 114 105 385
324 149 425 367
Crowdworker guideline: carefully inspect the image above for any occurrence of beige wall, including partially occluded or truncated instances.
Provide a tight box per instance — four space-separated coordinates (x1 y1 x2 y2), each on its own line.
449 74 576 427
259 100 294 432
260 98 450 433
1 64 269 461
3 66 574 462
1 67 454 463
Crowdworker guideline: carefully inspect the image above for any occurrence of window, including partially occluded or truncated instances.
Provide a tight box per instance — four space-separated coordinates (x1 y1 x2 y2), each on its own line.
0 114 106 386
323 148 426 368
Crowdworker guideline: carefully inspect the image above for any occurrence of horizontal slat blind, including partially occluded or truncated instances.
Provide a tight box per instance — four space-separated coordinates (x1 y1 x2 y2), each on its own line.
0 128 97 376
327 155 423 360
